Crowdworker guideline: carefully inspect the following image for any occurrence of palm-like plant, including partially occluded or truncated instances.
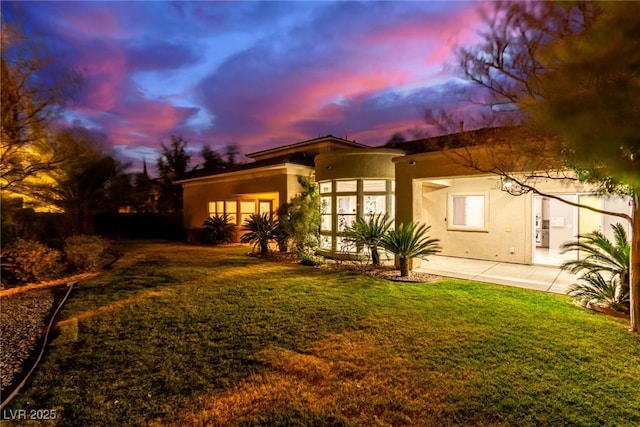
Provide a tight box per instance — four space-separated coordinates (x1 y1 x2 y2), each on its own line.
202 214 235 245
240 213 278 254
561 223 630 313
380 222 441 277
567 272 630 314
344 213 393 266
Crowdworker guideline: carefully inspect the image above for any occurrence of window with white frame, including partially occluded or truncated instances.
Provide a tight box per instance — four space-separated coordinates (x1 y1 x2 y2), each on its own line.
320 196 332 232
319 181 332 194
337 195 357 232
336 180 357 192
448 194 487 231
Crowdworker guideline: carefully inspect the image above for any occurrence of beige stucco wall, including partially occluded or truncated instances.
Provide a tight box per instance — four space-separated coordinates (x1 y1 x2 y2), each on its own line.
181 164 313 240
394 148 618 266
315 149 404 181
419 176 533 264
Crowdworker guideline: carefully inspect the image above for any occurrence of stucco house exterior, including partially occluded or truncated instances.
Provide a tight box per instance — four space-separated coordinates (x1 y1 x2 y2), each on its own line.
180 128 632 267
178 135 367 242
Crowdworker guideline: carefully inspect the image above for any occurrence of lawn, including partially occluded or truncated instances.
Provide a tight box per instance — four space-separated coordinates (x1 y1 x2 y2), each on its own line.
6 241 640 426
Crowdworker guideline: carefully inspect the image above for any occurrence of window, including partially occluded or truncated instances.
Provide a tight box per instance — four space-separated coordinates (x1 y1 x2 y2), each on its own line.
337 195 357 232
208 201 224 217
336 236 356 253
363 180 386 192
364 195 385 216
320 235 332 250
320 197 332 231
208 202 217 217
240 200 256 225
319 181 332 194
259 201 272 214
336 180 357 192
225 201 237 224
448 194 487 231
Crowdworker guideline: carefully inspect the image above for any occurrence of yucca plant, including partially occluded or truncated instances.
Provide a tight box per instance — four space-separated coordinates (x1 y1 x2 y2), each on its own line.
380 222 441 277
561 223 630 313
344 213 393 266
240 213 278 254
202 214 235 245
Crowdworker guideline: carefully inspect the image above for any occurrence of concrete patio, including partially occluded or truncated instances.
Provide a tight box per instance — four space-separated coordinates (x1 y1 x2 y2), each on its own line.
415 255 578 294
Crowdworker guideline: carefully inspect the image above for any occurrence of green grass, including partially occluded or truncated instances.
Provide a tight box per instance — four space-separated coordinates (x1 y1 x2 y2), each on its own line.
7 241 640 426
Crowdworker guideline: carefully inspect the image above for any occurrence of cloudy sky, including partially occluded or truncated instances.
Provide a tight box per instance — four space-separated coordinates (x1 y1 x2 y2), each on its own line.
2 1 487 172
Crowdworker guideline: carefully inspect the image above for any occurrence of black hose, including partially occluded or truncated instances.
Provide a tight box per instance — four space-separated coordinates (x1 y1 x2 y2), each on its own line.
0 281 76 410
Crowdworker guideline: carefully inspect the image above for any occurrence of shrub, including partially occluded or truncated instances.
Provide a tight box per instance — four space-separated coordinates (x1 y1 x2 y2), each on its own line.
561 223 630 313
241 213 278 254
343 213 393 266
64 235 108 273
4 239 62 283
299 251 325 266
380 222 441 277
278 176 320 252
202 214 235 244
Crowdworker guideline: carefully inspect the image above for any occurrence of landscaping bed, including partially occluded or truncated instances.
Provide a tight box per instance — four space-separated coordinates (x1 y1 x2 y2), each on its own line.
0 288 57 398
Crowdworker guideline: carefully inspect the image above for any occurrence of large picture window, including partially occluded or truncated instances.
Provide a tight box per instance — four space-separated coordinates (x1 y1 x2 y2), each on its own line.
448 194 488 231
318 178 395 254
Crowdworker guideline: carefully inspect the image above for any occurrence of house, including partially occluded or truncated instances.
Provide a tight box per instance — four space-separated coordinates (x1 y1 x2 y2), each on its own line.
177 135 367 242
180 128 632 266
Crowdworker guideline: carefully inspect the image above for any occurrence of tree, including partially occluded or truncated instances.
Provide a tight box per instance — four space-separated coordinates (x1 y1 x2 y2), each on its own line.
29 126 128 235
200 145 226 172
278 176 320 252
380 222 441 277
1 19 80 191
129 160 155 213
384 132 407 147
156 135 191 213
456 1 640 332
224 143 240 168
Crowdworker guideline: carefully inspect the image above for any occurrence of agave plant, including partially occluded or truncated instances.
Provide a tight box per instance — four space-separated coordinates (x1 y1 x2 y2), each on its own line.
240 212 278 254
344 213 393 266
202 214 235 244
561 223 630 313
380 222 441 277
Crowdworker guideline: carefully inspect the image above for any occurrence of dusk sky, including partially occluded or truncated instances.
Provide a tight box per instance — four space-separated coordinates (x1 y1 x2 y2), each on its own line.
2 1 487 172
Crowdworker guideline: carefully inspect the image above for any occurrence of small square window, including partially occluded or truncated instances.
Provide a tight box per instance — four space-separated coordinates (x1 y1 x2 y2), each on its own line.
319 182 332 194
448 194 487 231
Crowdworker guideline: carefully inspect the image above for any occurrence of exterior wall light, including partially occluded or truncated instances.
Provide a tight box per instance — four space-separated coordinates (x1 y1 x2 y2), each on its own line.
502 176 514 190
408 160 416 166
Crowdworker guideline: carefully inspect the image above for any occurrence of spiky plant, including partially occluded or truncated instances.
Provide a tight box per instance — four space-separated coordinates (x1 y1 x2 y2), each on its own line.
240 213 278 254
202 214 235 245
380 222 441 277
567 272 630 314
344 213 393 266
561 223 630 313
